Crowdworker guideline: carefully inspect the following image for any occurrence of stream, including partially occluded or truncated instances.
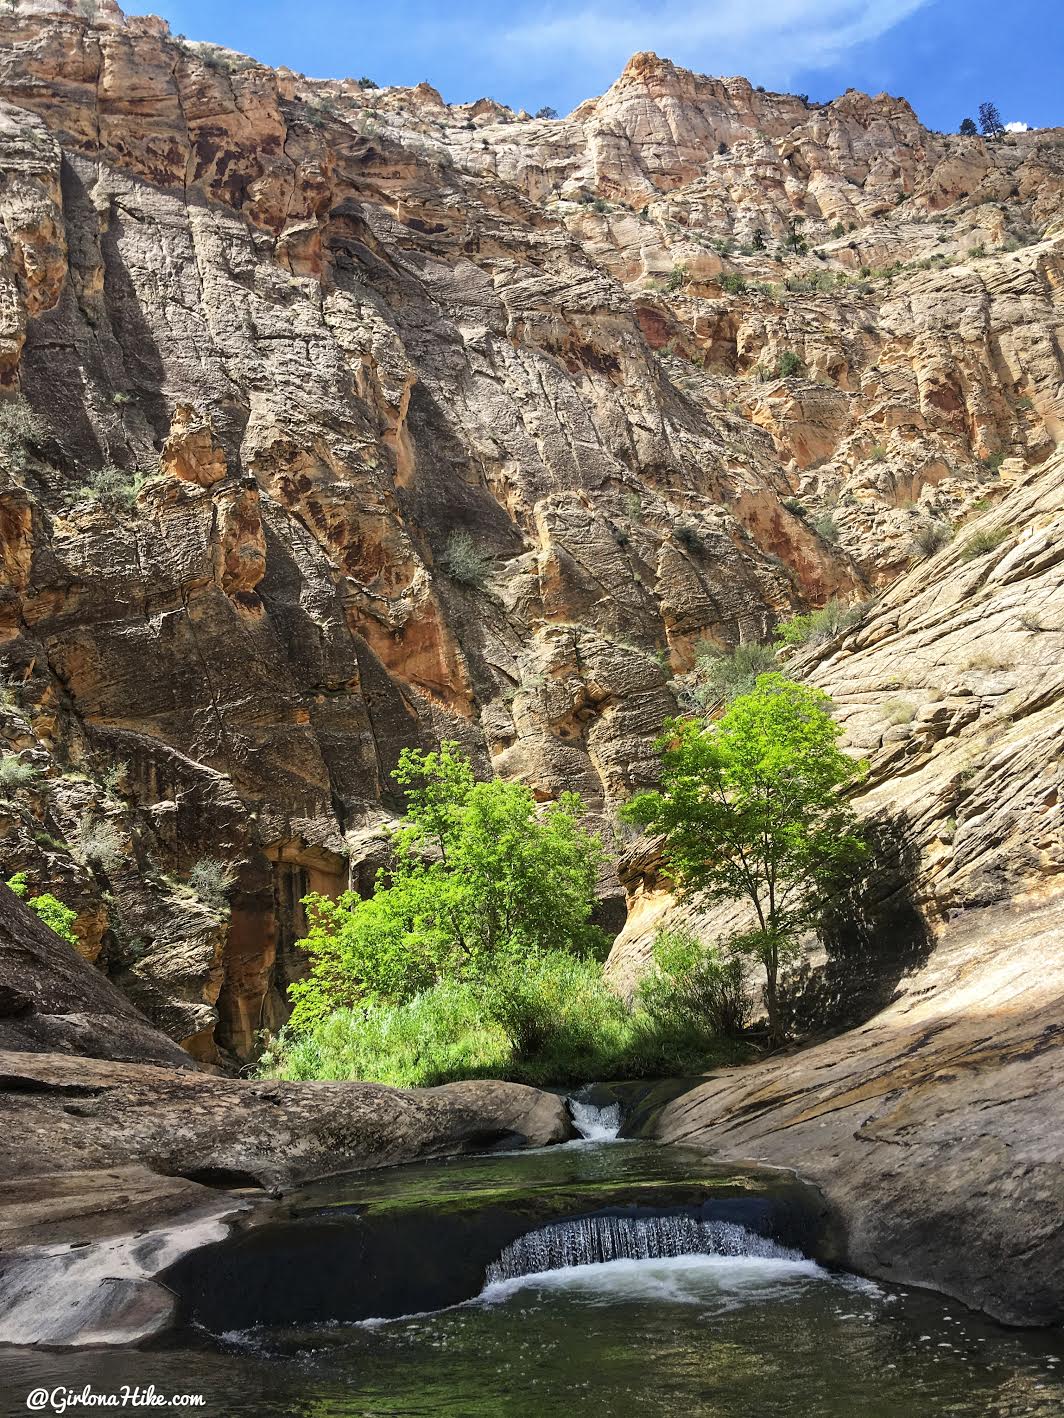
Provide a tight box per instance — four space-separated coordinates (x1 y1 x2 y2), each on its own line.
2 1095 1062 1416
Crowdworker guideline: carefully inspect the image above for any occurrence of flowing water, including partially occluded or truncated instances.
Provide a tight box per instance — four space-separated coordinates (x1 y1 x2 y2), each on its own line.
2 1099 1062 1417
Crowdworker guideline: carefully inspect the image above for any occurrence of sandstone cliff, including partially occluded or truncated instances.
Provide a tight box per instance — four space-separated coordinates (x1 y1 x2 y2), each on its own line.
0 0 1062 1061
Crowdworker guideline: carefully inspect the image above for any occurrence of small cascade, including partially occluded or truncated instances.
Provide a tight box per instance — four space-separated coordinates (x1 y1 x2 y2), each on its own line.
568 1097 622 1142
485 1216 802 1284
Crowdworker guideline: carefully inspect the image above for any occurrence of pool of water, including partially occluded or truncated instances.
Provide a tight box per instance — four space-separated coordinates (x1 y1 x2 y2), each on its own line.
2 1131 1061 1417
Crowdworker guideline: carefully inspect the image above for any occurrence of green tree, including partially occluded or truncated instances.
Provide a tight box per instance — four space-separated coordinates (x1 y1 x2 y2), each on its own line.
6 872 79 947
621 675 866 1043
979 101 1004 138
959 117 978 136
288 744 605 1029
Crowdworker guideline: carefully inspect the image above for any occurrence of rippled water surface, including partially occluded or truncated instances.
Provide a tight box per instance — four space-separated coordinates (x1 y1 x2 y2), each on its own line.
2 1136 1061 1417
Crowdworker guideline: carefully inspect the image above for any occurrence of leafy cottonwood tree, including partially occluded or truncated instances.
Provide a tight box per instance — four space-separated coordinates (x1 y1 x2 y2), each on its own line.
288 743 605 1029
622 674 866 1043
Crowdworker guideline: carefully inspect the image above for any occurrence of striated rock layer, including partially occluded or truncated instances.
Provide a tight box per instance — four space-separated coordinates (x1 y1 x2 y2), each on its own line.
0 0 1062 1060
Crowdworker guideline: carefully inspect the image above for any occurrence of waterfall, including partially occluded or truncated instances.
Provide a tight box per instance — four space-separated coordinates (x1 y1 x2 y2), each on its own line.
485 1215 802 1283
568 1097 622 1141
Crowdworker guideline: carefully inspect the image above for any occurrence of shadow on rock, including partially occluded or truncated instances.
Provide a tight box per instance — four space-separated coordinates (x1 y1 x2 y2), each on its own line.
780 812 932 1037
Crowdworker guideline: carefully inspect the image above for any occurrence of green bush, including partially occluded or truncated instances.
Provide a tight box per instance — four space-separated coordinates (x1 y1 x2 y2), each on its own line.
692 641 777 705
77 464 145 513
0 399 48 464
813 512 839 543
775 351 804 378
286 743 606 1031
188 857 237 908
442 529 490 588
774 598 870 647
665 264 689 292
720 274 748 295
6 873 78 947
959 526 1011 561
910 519 952 558
262 950 745 1088
0 755 38 796
638 928 748 1044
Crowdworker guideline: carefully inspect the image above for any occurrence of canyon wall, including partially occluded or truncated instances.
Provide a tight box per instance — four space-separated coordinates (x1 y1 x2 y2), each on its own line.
0 0 1062 1061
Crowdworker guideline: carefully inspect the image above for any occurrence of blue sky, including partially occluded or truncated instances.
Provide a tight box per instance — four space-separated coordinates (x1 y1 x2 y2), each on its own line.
148 0 1062 134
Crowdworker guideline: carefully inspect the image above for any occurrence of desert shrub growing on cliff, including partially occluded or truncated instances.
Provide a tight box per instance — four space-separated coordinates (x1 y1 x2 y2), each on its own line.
692 641 777 707
774 599 869 647
775 351 804 378
813 512 839 543
0 399 48 464
622 676 866 1042
442 529 490 588
73 816 123 873
959 526 1011 561
910 519 952 558
188 857 237 909
0 756 38 796
77 464 145 513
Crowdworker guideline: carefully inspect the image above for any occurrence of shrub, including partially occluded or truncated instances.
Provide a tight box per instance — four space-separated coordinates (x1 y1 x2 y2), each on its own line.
720 274 748 295
675 524 702 552
287 743 605 1031
74 816 123 873
665 264 689 292
639 928 749 1043
77 464 145 513
0 756 38 796
442 529 490 588
884 697 917 725
774 598 869 647
775 351 804 378
977 450 1005 474
5 873 79 947
188 857 237 908
0 399 48 462
959 527 1011 561
692 641 777 705
910 520 952 558
357 77 378 89
535 106 558 120
813 512 839 543
869 443 888 462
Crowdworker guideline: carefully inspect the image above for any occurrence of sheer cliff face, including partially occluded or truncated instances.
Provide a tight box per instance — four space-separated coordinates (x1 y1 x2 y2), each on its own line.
0 0 1061 1062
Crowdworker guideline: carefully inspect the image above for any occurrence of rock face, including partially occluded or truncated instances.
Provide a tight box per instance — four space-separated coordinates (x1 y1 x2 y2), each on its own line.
0 1041 572 1346
0 0 1062 1060
647 896 1064 1327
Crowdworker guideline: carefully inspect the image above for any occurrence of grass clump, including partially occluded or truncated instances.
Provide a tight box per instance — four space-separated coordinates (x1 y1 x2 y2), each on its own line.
959 527 1011 561
442 529 490 588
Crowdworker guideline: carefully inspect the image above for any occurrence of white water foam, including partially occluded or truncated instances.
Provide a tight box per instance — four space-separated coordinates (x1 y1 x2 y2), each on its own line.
568 1097 622 1141
485 1214 802 1285
477 1251 825 1310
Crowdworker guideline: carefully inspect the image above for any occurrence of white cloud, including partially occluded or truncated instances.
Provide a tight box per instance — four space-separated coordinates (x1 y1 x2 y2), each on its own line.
1004 120 1030 132
475 0 931 91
